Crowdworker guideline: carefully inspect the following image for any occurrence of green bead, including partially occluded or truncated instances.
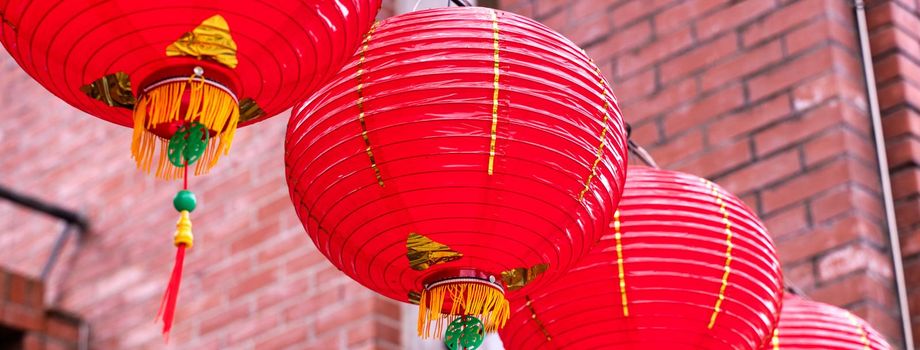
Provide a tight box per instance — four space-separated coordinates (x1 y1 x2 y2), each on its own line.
173 190 197 212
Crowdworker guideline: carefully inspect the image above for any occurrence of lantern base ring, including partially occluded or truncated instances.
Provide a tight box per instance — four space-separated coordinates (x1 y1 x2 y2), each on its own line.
142 76 239 103
425 276 504 293
417 273 510 339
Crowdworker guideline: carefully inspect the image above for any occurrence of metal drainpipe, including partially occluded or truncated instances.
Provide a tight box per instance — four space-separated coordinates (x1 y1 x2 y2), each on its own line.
854 1 914 349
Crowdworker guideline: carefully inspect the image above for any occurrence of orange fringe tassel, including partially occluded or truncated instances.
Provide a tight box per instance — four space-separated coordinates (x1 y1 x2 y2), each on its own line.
131 76 239 179
417 281 510 338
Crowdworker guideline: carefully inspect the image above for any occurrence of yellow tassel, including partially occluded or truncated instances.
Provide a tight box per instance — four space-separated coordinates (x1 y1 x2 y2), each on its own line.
416 281 510 338
131 76 240 180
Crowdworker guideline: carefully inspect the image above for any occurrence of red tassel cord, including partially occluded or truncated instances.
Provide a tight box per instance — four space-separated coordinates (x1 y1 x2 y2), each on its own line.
158 163 196 340
157 244 187 339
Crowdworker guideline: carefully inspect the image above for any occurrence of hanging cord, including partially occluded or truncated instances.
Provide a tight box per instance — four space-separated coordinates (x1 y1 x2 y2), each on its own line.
624 123 659 169
157 160 195 340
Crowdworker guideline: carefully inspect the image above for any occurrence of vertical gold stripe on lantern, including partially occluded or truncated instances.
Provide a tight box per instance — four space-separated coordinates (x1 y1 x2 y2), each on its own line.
705 179 734 329
356 22 384 187
613 209 629 317
846 312 871 350
487 10 500 175
524 296 553 342
771 327 779 350
578 61 611 201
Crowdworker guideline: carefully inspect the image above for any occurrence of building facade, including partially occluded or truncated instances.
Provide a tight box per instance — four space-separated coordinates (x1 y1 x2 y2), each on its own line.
0 0 918 349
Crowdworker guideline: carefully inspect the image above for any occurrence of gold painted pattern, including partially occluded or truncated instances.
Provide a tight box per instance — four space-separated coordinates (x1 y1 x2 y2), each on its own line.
613 209 629 317
356 22 384 187
771 327 779 350
705 179 734 329
238 98 264 122
845 312 871 350
406 233 462 271
525 296 553 342
487 10 500 175
166 15 238 68
80 72 135 109
501 263 548 291
578 62 611 201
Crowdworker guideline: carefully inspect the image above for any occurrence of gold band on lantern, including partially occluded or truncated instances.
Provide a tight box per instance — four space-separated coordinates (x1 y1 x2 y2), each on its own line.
524 296 553 342
487 10 500 175
356 22 384 187
578 61 611 201
771 328 779 350
613 209 629 317
845 312 871 350
704 179 734 329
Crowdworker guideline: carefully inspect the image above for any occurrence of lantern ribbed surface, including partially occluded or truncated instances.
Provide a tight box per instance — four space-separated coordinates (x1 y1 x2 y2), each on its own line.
286 7 627 337
500 167 783 350
763 296 891 350
0 0 380 127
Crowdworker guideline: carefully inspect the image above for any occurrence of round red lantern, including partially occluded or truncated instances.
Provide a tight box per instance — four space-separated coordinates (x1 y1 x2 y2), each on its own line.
499 166 783 349
0 1 381 337
0 1 380 177
764 295 891 349
285 7 628 341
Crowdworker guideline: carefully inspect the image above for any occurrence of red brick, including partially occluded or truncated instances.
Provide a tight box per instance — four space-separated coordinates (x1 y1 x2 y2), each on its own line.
627 119 660 146
754 101 860 157
746 46 844 101
660 33 738 82
891 168 920 200
895 196 920 229
588 20 652 64
882 107 920 139
741 0 826 46
673 137 751 178
887 136 920 169
718 148 801 195
761 158 853 213
776 215 883 263
255 325 309 350
198 303 250 336
696 0 775 40
811 185 884 224
44 315 79 343
609 0 671 28
762 204 809 240
811 272 897 310
792 72 865 113
664 85 745 136
622 77 698 123
817 243 892 282
701 39 784 92
616 27 694 78
708 93 791 141
4 303 43 331
870 25 920 60
803 127 877 167
879 78 920 111
564 11 611 46
229 270 277 299
645 129 704 167
316 299 375 335
655 0 726 34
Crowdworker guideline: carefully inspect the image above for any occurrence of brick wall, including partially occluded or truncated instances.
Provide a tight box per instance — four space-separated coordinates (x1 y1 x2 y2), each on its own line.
0 269 82 350
0 46 402 348
1 0 918 349
867 0 920 341
500 0 907 346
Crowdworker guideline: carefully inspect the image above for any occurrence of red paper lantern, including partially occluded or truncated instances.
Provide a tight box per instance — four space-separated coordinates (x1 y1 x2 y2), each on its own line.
0 1 381 337
499 166 783 349
0 1 380 177
285 7 628 340
763 296 891 350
